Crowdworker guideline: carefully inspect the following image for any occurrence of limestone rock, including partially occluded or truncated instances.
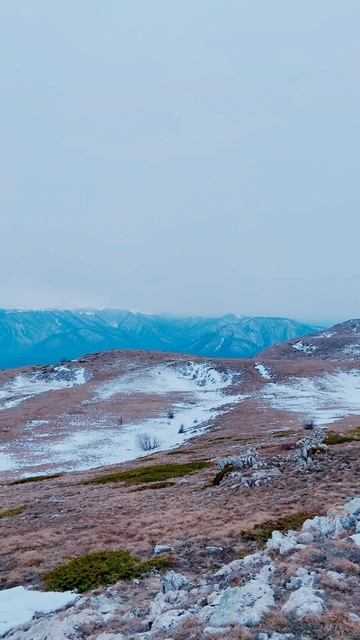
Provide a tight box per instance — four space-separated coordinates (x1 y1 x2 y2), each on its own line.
349 532 360 547
266 531 305 555
153 545 174 555
161 571 189 594
344 497 360 517
209 579 275 627
286 567 320 590
151 609 192 631
281 587 325 620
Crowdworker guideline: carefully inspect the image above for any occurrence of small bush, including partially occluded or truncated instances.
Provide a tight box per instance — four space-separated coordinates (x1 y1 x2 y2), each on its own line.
44 550 170 592
0 505 26 519
178 424 185 434
10 473 63 485
212 464 235 486
85 461 210 486
167 409 175 419
136 432 161 451
241 511 314 544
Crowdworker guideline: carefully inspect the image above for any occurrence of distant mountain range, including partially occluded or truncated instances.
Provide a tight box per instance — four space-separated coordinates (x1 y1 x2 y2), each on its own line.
0 309 322 369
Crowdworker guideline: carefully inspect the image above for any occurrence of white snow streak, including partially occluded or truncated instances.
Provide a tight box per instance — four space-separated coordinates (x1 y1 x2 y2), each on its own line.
255 362 273 380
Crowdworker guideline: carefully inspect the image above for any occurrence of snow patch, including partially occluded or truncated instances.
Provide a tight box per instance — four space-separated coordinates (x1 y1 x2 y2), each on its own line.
96 362 232 400
0 586 78 636
0 363 245 475
0 367 89 412
261 369 360 425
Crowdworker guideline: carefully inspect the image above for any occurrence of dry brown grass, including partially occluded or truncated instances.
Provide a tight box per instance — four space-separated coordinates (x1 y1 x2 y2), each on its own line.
328 556 359 576
0 352 359 590
287 610 360 640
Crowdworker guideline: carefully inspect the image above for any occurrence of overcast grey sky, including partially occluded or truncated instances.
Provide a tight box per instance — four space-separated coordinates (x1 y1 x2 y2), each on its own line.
0 1 359 323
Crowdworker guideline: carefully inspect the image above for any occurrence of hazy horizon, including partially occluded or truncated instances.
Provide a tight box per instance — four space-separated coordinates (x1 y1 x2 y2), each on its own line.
0 306 337 327
1 1 359 322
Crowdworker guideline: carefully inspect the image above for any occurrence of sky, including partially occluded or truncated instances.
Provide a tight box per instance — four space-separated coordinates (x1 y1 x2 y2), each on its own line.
0 1 359 324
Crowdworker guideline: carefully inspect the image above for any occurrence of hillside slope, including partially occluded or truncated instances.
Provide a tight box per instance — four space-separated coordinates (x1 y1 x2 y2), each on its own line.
260 319 360 360
0 309 320 369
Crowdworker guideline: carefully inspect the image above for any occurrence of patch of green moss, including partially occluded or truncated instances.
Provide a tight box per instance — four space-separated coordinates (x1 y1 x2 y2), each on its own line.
85 461 210 486
0 505 26 519
129 481 175 492
10 473 63 485
325 427 360 446
241 512 314 544
44 550 170 592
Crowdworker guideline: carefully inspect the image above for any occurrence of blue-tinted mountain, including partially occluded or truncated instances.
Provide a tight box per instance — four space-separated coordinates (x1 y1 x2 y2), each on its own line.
0 309 322 369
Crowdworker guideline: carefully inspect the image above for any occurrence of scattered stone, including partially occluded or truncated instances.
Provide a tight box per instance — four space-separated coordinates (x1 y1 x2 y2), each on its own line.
153 545 174 555
207 591 222 606
266 531 305 556
209 579 275 627
281 587 325 620
296 531 313 545
161 571 189 594
292 427 327 470
206 546 224 554
325 570 345 583
344 497 360 516
218 448 265 472
151 609 192 631
229 467 281 488
215 552 270 578
349 532 360 547
302 509 355 540
286 568 320 590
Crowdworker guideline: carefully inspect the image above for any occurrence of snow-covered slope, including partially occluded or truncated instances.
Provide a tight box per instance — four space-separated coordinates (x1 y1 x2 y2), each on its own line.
0 309 320 369
260 319 360 361
0 366 88 411
0 360 244 476
261 369 360 425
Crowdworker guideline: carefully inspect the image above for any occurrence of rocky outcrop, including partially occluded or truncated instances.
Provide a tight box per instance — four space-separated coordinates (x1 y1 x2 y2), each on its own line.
2 496 360 640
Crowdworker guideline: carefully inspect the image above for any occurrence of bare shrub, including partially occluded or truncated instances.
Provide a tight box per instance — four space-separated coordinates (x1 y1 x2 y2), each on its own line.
178 424 186 434
136 432 161 451
167 409 175 419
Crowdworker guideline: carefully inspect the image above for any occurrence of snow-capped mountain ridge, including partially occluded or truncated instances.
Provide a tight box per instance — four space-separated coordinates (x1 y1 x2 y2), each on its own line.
0 309 321 369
